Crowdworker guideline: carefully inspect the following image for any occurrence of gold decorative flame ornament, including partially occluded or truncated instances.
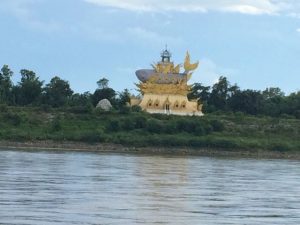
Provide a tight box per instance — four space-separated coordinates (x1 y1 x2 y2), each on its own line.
184 51 199 72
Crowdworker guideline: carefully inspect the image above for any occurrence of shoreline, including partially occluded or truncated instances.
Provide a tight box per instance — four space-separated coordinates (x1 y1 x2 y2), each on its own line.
0 140 299 159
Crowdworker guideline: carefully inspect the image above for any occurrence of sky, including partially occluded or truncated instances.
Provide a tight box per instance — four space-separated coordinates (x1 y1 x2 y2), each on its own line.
0 0 300 94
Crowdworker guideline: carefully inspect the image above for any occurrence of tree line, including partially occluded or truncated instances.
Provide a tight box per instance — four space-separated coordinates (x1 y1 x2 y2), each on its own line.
0 64 299 118
0 65 130 111
188 76 300 118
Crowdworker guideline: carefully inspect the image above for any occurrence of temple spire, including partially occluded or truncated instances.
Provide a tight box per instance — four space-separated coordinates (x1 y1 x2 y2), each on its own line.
161 45 171 63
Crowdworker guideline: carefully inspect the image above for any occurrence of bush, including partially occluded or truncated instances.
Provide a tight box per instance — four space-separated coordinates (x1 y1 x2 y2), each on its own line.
176 118 209 134
294 110 300 119
280 114 295 119
119 106 131 114
188 138 205 147
40 104 52 112
27 115 42 126
176 119 195 133
151 113 170 120
133 116 147 129
210 120 225 132
163 121 177 134
194 125 206 136
68 105 93 114
199 137 238 149
50 117 62 132
121 119 135 130
235 111 246 117
0 104 8 113
269 143 291 152
79 130 106 143
131 105 142 112
4 111 22 126
107 119 120 132
147 119 163 133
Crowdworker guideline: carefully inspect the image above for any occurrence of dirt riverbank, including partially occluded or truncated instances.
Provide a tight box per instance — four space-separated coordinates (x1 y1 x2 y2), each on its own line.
0 140 299 159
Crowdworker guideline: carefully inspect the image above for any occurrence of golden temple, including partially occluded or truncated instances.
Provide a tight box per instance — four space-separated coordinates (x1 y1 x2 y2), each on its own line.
131 49 203 116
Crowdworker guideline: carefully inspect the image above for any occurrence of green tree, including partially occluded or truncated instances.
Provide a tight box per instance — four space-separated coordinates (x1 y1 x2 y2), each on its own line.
15 69 43 105
97 78 109 89
228 89 263 115
208 76 230 111
117 88 131 107
188 83 211 112
43 76 73 107
262 87 284 99
188 83 210 103
0 65 13 104
68 92 93 113
261 87 285 116
285 91 300 118
69 92 92 106
92 78 116 106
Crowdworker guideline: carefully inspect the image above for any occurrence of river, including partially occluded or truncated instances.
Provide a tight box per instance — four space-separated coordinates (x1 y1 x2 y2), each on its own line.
0 149 299 224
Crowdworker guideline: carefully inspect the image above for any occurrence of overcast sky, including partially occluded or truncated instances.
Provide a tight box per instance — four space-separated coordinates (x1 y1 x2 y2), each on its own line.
0 0 300 94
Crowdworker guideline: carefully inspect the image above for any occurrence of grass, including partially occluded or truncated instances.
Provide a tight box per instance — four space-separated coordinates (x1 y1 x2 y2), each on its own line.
0 106 299 152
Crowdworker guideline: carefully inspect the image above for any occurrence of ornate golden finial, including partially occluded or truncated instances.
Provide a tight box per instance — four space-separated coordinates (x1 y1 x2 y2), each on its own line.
184 51 199 72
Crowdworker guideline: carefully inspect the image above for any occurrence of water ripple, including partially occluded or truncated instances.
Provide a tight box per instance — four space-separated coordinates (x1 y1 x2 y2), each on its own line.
0 150 299 224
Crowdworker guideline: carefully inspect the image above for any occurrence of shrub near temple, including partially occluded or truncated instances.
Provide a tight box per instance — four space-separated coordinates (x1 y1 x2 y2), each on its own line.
133 115 147 129
121 118 135 130
107 119 120 132
146 118 163 133
210 120 225 132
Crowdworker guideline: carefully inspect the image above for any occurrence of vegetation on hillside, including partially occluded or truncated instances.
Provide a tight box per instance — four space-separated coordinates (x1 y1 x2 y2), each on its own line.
0 64 299 152
0 105 299 151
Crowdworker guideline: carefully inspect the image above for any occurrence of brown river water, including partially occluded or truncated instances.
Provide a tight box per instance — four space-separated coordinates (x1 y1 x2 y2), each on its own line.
0 149 299 224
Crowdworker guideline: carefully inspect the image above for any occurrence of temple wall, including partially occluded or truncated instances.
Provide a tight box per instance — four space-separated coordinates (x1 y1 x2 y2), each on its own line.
130 98 141 106
135 93 203 116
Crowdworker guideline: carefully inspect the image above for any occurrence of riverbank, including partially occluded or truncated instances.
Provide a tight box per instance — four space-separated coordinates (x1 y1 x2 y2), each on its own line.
1 140 300 159
1 107 300 155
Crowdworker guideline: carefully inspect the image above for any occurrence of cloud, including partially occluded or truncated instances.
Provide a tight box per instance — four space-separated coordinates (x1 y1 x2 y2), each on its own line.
0 0 61 32
84 0 300 17
297 28 300 32
85 0 206 12
84 0 281 15
223 4 276 15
